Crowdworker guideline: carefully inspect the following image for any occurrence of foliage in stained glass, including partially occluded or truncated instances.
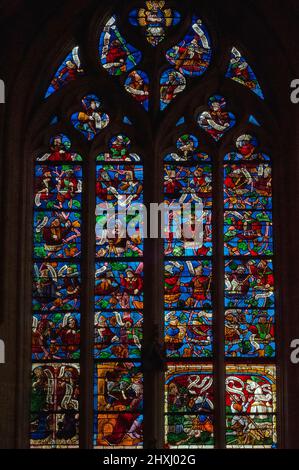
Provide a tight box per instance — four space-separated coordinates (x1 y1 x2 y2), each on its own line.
225 259 274 308
97 135 140 162
225 309 275 357
33 262 81 312
94 311 142 359
164 260 212 309
100 16 142 75
224 134 270 161
160 69 186 110
71 94 109 140
165 310 212 358
45 46 84 99
125 70 149 110
129 1 181 47
32 313 81 360
224 211 273 257
166 16 212 77
226 47 264 100
33 211 81 259
165 414 214 448
30 363 80 448
95 262 143 310
197 95 236 141
164 134 210 162
34 165 82 210
37 135 82 162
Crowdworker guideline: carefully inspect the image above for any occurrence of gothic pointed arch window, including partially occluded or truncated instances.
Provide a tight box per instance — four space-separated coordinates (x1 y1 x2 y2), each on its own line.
27 1 280 449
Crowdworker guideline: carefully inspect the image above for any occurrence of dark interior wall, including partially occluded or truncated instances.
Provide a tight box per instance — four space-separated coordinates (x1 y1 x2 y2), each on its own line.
0 0 299 448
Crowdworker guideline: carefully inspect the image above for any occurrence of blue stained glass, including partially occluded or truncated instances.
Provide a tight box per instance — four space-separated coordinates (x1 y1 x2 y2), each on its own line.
99 16 142 76
123 116 133 125
249 115 261 126
176 117 185 126
226 47 264 99
45 46 84 98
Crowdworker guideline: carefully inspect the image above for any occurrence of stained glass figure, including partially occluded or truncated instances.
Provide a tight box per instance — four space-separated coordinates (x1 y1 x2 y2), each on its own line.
225 259 274 309
94 363 143 447
71 94 109 140
37 135 82 162
33 262 81 312
129 1 181 47
166 16 212 77
164 134 210 162
94 311 142 359
97 135 141 162
225 365 276 448
224 134 270 162
160 69 186 110
165 414 214 448
45 46 84 98
225 309 275 357
30 363 80 448
226 47 264 99
95 262 143 310
99 16 142 75
32 313 81 360
164 260 212 309
125 70 149 110
224 163 272 210
165 310 213 358
165 364 214 448
224 211 273 257
34 165 82 210
197 95 236 141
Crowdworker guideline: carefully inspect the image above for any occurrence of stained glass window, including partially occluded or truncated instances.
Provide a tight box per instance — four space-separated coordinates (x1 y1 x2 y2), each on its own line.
94 138 144 448
31 136 82 448
30 1 278 450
